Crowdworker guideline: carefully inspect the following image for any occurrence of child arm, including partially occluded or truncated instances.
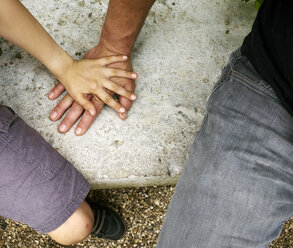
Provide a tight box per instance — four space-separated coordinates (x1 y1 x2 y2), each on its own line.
0 0 137 115
0 0 72 80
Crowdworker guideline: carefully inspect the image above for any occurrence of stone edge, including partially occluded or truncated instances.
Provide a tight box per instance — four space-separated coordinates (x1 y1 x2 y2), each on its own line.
89 175 180 189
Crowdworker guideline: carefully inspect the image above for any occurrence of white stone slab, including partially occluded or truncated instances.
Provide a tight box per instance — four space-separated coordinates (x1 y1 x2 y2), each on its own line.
0 0 257 188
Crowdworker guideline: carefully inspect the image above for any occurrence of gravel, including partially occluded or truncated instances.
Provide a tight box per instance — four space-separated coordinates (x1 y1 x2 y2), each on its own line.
0 186 292 248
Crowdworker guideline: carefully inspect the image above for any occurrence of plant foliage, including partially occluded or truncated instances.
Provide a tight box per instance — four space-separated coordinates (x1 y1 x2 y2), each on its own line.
242 0 264 9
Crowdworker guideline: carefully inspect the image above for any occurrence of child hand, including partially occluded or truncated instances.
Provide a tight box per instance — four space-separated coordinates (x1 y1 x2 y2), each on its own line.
56 55 137 116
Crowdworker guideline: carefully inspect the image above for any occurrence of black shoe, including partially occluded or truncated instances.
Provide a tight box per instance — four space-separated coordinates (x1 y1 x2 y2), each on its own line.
89 203 125 240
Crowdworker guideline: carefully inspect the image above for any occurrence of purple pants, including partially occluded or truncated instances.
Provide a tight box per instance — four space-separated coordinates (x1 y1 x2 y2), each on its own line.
0 105 90 233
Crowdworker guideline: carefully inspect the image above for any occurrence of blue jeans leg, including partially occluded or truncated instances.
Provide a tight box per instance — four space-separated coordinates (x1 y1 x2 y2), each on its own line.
157 49 293 248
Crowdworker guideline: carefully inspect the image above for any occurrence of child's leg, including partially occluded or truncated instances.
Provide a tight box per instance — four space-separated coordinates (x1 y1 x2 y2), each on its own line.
0 105 91 244
0 105 125 245
48 201 94 245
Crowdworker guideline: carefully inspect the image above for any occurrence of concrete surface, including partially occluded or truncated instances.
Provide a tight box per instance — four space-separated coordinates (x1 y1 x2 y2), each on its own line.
0 0 257 188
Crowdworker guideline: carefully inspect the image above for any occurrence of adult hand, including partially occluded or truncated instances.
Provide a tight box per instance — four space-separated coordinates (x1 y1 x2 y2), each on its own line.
48 43 136 135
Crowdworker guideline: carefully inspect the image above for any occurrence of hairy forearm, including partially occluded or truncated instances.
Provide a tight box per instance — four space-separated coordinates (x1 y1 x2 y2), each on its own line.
0 0 73 77
100 0 156 55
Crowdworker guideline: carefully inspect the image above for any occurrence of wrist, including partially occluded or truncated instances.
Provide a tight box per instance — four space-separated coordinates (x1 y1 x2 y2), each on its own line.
48 50 74 80
99 26 135 56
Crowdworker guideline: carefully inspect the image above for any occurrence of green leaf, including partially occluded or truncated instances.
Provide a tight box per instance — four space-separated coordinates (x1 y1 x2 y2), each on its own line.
255 0 264 9
241 0 264 9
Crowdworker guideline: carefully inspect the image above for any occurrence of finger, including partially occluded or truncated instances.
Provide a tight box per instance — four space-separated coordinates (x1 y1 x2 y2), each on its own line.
58 101 84 133
93 92 126 114
75 97 104 136
103 79 137 101
103 68 138 80
75 94 96 116
48 83 66 100
97 55 128 66
117 78 136 120
58 94 96 134
49 93 74 121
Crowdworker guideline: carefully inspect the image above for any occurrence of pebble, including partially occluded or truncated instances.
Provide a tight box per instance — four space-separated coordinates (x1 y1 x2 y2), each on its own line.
0 186 292 247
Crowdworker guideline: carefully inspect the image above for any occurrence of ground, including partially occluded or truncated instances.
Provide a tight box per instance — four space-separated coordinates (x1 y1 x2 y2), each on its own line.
0 186 292 248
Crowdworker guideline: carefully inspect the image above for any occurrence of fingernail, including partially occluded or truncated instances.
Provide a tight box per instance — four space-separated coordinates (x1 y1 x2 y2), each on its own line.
49 92 54 99
131 73 137 79
131 94 137 100
59 124 66 132
119 107 126 113
122 55 128 59
76 127 82 135
89 109 95 116
122 111 128 118
50 111 57 120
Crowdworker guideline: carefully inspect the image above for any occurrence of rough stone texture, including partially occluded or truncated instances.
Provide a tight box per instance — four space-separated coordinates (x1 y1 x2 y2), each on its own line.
0 0 257 188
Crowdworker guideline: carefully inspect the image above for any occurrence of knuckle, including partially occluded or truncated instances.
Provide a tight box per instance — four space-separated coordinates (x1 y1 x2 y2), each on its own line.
57 83 64 89
72 95 79 103
117 87 127 96
73 103 84 112
103 95 112 104
111 83 120 92
107 69 116 76
83 104 91 111
103 57 110 64
105 88 115 95
64 94 73 102
53 106 62 114
93 96 103 104
63 114 76 123
100 68 109 77
84 104 91 111
89 82 98 91
112 68 118 74
75 95 85 104
54 105 63 114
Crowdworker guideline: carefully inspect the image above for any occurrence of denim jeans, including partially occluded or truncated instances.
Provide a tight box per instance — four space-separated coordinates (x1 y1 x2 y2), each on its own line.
157 48 293 248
